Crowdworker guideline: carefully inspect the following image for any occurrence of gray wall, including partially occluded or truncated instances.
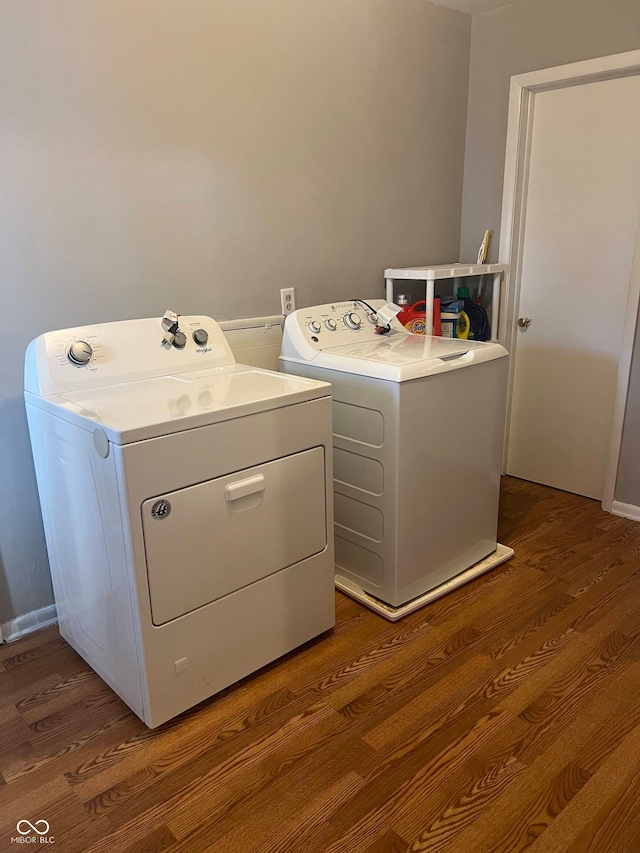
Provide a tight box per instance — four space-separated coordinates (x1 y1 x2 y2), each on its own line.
0 0 470 624
460 0 640 262
460 0 640 506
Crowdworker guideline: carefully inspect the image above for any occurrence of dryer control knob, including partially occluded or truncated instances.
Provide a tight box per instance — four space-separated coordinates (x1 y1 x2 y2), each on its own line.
172 331 187 348
308 321 322 334
193 328 209 346
344 312 362 330
67 341 93 365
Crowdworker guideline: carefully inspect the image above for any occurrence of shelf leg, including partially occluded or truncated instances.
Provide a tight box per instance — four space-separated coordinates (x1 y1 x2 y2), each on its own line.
426 277 435 335
491 272 501 342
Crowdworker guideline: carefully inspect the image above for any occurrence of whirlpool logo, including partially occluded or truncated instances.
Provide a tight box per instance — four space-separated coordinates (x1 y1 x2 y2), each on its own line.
11 819 55 844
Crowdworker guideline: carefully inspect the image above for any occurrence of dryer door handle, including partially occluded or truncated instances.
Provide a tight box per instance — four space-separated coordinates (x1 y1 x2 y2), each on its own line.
225 475 265 502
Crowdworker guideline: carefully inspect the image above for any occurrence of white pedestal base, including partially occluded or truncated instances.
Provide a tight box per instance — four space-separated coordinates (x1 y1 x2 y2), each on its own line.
335 543 514 622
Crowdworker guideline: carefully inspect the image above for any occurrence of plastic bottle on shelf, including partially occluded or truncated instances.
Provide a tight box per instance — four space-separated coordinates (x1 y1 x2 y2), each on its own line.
456 286 490 341
402 299 441 336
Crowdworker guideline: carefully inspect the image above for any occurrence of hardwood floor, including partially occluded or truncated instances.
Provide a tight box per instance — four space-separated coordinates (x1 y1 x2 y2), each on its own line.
2 477 640 852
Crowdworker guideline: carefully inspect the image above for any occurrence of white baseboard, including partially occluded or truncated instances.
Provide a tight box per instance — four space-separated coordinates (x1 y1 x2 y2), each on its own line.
0 604 58 644
611 500 640 522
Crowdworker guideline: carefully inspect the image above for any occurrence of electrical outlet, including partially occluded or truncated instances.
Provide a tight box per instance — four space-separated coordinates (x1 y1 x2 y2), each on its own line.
280 287 296 315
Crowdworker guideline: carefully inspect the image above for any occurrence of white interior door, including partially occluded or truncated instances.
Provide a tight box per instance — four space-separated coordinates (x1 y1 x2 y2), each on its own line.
507 75 640 499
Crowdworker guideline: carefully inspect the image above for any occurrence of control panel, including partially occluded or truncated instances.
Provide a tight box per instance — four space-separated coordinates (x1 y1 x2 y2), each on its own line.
288 300 404 352
25 315 236 397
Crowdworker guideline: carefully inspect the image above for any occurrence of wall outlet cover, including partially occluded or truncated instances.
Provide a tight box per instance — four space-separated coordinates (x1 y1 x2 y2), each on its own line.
280 287 296 315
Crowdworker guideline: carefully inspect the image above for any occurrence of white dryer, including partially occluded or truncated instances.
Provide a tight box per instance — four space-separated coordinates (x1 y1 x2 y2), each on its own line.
25 314 334 727
280 299 513 620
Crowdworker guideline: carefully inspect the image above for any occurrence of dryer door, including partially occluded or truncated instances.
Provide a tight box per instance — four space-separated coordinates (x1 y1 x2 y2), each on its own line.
142 447 326 625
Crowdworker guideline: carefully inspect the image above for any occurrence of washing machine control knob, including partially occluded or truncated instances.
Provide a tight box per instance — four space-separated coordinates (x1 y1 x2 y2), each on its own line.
324 319 337 331
172 331 187 348
344 312 362 330
193 328 209 346
308 320 322 334
67 341 93 365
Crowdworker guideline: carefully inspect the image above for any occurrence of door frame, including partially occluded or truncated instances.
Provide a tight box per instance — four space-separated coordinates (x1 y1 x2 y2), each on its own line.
498 49 640 512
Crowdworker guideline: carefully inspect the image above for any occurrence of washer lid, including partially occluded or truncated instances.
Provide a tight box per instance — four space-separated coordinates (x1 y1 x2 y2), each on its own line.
284 333 508 382
320 334 473 364
26 364 331 444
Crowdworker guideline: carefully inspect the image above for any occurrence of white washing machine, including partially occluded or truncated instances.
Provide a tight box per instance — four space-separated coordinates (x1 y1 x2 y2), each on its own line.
280 299 513 620
25 313 335 727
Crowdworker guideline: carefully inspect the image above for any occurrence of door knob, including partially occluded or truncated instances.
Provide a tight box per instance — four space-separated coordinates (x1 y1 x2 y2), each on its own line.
518 317 532 328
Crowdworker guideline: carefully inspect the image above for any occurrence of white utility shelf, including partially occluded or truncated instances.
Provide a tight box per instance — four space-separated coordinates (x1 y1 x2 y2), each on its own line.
384 263 507 341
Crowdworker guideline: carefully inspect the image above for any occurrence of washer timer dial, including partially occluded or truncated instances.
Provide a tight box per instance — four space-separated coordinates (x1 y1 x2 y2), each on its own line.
67 341 93 365
343 312 362 330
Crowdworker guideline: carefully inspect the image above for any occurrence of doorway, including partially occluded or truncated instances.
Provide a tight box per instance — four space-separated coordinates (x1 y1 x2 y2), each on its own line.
499 50 640 510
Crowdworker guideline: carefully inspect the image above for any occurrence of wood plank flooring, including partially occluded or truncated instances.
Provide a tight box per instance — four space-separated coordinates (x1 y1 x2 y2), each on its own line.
2 477 640 851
